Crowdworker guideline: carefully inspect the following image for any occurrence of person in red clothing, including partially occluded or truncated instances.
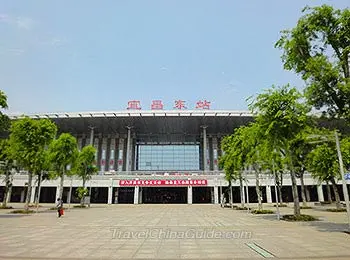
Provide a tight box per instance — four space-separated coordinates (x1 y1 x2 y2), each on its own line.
56 198 64 217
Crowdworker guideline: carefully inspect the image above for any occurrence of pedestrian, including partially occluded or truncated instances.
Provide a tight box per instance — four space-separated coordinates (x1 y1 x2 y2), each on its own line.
56 198 64 218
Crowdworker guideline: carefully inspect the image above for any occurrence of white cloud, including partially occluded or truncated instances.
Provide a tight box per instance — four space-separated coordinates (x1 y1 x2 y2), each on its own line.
0 14 35 30
16 16 35 30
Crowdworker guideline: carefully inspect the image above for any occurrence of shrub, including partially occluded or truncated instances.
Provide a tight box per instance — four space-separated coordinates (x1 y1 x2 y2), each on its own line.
236 207 251 210
0 205 13 209
252 209 274 214
326 208 346 212
10 210 35 214
73 205 87 208
282 214 318 221
300 206 313 209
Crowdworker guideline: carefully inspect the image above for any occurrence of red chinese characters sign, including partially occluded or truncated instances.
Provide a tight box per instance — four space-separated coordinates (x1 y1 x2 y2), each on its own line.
196 100 211 109
119 179 207 186
127 100 141 110
126 100 211 110
174 100 186 109
151 100 164 110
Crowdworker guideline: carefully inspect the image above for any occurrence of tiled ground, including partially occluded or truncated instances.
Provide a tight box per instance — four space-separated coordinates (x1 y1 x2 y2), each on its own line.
0 203 349 259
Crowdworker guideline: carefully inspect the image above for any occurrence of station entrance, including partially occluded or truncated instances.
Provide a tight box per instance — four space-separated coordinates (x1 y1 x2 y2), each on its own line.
142 187 187 204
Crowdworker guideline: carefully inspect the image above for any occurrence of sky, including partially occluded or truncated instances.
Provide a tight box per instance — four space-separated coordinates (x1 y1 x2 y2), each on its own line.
1 0 349 114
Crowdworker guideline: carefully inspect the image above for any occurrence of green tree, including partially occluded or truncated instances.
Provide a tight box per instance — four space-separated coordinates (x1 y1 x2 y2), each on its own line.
249 85 310 216
306 144 342 209
0 90 10 131
8 118 57 210
48 133 78 201
32 150 51 208
0 139 17 208
73 145 98 206
290 127 317 207
276 5 350 120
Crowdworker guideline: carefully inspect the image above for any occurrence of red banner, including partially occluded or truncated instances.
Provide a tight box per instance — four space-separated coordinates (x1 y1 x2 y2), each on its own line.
119 179 207 186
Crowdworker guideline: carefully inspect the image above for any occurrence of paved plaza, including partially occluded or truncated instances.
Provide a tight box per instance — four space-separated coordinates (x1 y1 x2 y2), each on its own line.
0 204 349 260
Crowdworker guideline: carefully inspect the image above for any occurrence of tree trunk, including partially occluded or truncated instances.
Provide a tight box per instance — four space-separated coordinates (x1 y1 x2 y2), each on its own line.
326 181 332 202
254 168 262 210
81 178 86 206
25 172 33 210
276 172 283 204
6 184 12 205
59 172 65 201
2 170 10 207
239 176 245 208
229 183 233 209
300 172 307 207
288 150 300 216
35 173 42 205
330 178 341 210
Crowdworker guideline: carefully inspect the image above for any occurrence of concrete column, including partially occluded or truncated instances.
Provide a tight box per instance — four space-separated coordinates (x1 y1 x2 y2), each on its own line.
266 186 272 203
108 186 113 205
77 137 83 151
202 126 208 171
100 137 107 173
317 185 324 202
109 138 116 171
306 186 311 202
214 186 219 204
187 186 192 204
126 127 131 172
114 188 119 204
20 189 25 203
134 186 139 204
89 127 94 145
139 187 142 204
117 138 124 172
30 187 36 203
212 137 219 171
94 137 100 172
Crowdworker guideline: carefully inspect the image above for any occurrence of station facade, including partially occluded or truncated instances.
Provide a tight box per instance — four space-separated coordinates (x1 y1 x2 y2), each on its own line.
1 110 349 205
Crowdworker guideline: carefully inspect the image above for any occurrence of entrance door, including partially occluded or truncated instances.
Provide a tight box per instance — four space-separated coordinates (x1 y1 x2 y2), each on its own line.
193 187 212 203
118 187 135 204
142 187 187 204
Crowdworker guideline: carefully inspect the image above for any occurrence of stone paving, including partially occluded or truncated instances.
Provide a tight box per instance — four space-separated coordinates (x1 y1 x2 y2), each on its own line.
0 203 349 259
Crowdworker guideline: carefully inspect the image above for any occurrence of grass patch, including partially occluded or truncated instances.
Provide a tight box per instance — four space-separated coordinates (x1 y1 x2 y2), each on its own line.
252 209 274 214
0 205 13 209
320 201 332 205
282 214 318 221
300 206 313 209
10 209 35 214
273 204 288 207
326 208 347 212
73 205 88 208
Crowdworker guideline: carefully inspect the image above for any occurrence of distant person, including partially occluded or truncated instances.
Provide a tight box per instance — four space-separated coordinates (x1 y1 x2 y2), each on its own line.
56 198 64 218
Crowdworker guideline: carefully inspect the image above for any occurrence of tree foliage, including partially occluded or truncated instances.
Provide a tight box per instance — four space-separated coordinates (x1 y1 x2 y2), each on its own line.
73 145 98 184
0 90 10 131
8 118 57 209
249 85 311 216
276 5 350 119
48 133 78 200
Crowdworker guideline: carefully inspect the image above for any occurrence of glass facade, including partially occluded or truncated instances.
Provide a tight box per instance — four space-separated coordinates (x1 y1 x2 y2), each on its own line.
137 145 200 171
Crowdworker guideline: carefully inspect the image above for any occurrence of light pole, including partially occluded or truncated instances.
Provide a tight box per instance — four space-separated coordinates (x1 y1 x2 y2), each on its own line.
272 159 280 220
